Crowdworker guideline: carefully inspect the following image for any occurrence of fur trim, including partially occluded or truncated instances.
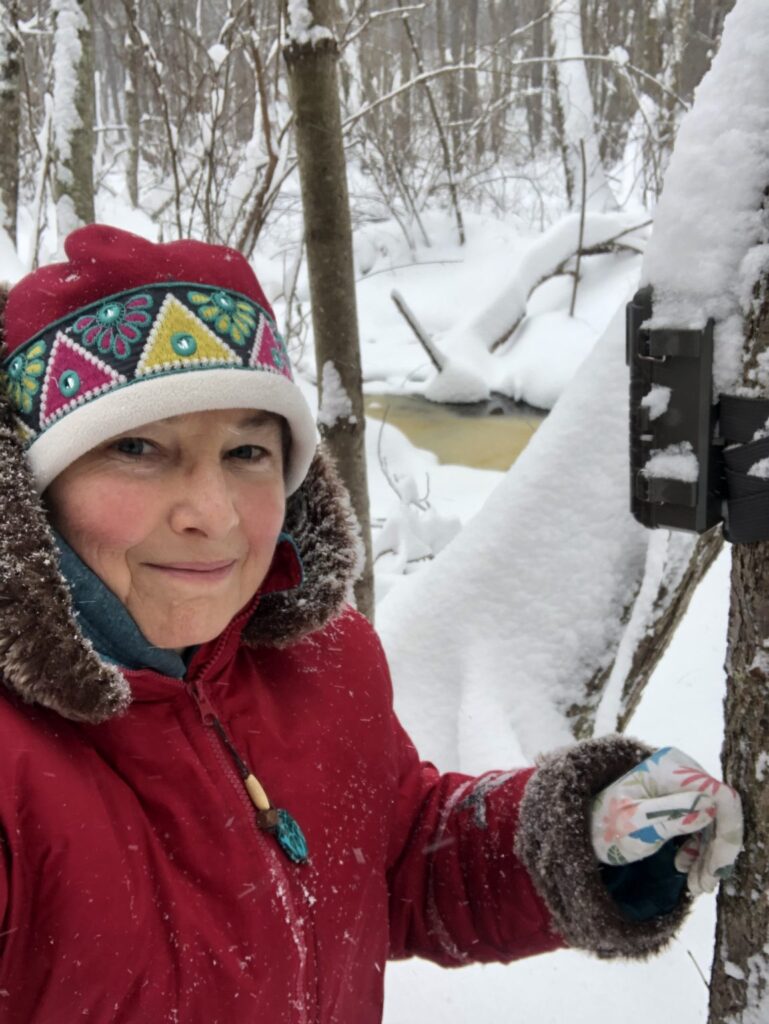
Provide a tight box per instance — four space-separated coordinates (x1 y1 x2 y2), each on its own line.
244 446 362 647
0 375 360 722
515 735 692 958
0 389 132 723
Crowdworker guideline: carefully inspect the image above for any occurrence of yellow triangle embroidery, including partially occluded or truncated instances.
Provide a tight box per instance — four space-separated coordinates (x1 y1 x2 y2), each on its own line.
136 295 242 376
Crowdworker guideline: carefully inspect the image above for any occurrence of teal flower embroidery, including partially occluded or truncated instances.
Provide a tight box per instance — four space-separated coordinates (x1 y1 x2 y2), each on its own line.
187 289 257 346
72 293 153 358
3 340 47 414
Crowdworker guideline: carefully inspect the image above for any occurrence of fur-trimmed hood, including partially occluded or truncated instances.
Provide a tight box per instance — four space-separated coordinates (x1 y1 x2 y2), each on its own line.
0 283 362 725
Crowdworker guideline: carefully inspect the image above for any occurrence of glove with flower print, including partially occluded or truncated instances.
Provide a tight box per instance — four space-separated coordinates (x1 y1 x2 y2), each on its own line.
590 746 743 896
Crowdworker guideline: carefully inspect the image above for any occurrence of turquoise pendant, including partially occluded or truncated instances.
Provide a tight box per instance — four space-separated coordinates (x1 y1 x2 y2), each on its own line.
258 807 309 864
275 809 309 864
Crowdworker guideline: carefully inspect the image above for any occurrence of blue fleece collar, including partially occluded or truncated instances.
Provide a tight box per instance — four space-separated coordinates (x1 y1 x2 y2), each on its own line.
53 532 188 679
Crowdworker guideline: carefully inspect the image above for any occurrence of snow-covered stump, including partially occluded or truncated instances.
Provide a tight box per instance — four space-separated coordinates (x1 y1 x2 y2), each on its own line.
640 1 769 1018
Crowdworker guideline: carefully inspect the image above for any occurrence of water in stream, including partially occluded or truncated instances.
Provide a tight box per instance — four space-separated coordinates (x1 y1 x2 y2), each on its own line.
364 392 546 472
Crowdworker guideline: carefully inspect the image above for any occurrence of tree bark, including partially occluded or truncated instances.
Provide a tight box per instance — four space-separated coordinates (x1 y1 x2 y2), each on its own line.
52 0 96 236
0 0 20 245
282 0 374 620
124 0 142 208
709 222 769 1024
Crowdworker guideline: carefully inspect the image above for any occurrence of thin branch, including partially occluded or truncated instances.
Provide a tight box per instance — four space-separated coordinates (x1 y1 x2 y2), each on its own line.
570 139 587 318
391 289 444 371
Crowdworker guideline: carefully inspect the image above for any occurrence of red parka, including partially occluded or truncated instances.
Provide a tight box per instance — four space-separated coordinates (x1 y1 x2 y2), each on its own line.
0 441 688 1023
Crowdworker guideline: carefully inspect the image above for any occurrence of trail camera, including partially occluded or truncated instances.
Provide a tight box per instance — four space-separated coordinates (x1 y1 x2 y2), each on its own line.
627 287 722 534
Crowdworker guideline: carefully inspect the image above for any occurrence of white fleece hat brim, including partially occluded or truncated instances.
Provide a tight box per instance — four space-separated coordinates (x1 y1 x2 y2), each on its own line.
29 367 318 495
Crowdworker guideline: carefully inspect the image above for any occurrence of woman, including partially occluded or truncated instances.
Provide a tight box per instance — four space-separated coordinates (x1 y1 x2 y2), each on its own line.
0 225 741 1023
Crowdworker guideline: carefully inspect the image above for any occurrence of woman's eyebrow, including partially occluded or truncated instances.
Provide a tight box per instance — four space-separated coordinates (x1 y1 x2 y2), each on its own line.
234 413 278 430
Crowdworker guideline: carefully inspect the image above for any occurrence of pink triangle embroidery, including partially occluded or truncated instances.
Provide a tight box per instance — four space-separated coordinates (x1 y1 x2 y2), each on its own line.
250 318 292 380
40 332 126 429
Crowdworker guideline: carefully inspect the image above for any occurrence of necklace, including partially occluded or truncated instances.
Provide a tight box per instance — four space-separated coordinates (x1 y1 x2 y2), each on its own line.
211 717 309 865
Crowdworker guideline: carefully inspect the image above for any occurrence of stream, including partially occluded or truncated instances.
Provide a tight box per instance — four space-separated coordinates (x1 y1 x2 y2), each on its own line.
364 392 547 471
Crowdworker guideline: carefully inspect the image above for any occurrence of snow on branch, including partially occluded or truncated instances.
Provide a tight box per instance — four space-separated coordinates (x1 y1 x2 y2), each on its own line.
423 211 649 404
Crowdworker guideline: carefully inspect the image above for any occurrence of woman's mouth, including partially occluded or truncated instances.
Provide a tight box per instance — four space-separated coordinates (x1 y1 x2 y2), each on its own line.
146 560 237 582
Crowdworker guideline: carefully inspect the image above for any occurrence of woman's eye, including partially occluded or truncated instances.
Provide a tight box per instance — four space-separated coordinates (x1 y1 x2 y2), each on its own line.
113 437 151 457
228 444 268 462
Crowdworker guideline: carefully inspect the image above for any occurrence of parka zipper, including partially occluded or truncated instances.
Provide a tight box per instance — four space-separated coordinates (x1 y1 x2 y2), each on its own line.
185 680 309 864
184 679 321 1023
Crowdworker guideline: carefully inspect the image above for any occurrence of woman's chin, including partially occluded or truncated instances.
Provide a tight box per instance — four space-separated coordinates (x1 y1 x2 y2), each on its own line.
139 617 225 653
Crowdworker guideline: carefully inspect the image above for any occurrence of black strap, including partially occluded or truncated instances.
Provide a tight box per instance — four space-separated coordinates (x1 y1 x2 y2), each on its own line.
719 393 769 445
719 396 769 543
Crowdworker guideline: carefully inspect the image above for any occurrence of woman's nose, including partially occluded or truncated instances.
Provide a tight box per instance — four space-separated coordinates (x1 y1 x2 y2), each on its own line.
168 464 240 538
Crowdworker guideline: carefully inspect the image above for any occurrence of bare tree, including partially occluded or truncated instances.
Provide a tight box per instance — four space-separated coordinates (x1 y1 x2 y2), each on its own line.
709 196 769 1023
51 0 95 236
283 0 374 619
0 0 21 244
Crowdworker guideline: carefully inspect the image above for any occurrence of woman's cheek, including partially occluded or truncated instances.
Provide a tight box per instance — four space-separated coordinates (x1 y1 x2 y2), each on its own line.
66 479 156 553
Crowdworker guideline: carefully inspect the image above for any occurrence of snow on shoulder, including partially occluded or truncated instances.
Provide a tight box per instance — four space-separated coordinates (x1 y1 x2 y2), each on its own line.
641 0 769 396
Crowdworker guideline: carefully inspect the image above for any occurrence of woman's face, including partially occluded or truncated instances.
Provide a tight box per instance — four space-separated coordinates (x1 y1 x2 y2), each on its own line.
46 408 287 652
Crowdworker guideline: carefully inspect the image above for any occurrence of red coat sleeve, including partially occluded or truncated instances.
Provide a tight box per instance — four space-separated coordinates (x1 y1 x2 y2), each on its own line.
385 718 692 965
386 717 564 966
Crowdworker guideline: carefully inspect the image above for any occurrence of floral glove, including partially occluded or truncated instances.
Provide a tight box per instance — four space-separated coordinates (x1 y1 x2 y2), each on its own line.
591 746 743 896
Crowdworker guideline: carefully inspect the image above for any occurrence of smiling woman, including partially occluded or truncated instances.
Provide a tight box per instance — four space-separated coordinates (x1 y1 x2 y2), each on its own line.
0 224 740 1024
45 409 288 652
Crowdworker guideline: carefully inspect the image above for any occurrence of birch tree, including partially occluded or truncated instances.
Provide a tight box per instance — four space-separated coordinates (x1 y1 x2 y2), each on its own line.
282 0 373 619
51 0 95 236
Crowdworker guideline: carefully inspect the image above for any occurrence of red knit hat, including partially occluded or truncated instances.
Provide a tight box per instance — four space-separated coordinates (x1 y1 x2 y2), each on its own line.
1 224 317 493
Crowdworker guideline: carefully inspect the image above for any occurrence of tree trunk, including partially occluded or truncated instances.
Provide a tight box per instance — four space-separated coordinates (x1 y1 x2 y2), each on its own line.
564 526 724 739
282 0 374 621
124 0 142 208
526 0 546 152
549 0 616 211
52 0 96 237
709 224 769 1024
0 0 20 245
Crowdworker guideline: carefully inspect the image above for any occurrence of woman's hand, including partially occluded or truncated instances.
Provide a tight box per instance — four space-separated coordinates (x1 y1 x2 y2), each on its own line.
590 746 743 896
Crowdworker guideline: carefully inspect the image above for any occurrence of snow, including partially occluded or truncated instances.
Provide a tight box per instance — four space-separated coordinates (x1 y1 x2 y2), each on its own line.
377 302 650 772
747 456 769 479
641 0 769 398
549 0 617 212
384 547 730 1023
0 226 24 282
284 0 334 47
317 361 356 428
51 0 86 183
641 383 672 420
643 441 699 483
421 212 646 405
207 43 228 70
